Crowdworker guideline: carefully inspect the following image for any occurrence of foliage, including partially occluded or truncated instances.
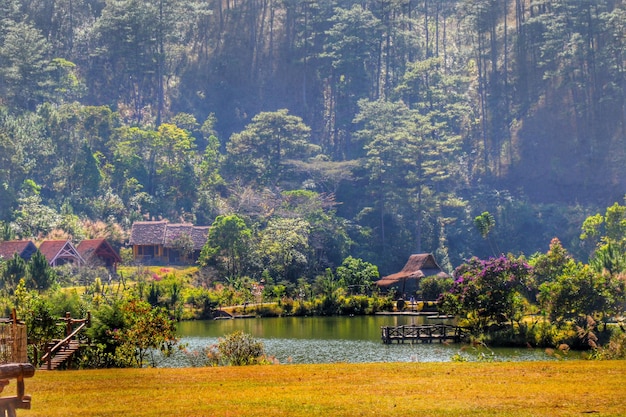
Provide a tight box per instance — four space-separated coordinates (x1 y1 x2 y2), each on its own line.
440 255 532 333
538 261 625 328
26 250 56 291
95 298 179 368
474 212 497 255
214 331 267 366
335 256 379 295
14 286 61 365
419 276 454 301
256 217 311 282
199 214 252 278
86 301 127 364
225 110 318 186
581 200 626 276
529 238 573 287
587 326 626 360
1 253 26 291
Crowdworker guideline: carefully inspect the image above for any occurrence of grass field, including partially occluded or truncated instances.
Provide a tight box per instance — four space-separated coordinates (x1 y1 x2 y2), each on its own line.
15 361 626 417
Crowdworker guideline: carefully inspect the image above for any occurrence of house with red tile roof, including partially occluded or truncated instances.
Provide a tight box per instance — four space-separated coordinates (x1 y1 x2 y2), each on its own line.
76 239 122 271
38 240 84 267
0 241 38 262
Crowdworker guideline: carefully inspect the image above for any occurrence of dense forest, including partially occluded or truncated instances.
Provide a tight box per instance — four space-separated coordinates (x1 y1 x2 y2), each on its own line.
0 0 625 276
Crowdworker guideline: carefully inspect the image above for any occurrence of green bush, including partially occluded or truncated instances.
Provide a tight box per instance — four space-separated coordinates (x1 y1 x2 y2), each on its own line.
253 304 281 317
292 300 312 316
339 295 369 315
368 293 394 313
216 331 267 366
588 327 626 360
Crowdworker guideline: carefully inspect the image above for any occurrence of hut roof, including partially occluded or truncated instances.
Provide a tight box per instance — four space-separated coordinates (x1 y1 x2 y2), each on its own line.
76 239 122 264
189 226 211 250
164 223 210 250
128 221 168 245
0 241 38 261
38 240 84 266
129 221 209 250
376 253 448 287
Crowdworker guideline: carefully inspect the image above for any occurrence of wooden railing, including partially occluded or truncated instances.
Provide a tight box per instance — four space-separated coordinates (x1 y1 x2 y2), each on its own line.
381 324 467 344
40 312 90 370
0 363 34 417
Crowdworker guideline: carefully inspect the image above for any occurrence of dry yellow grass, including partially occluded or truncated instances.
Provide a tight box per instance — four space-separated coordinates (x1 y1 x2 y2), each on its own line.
17 361 626 417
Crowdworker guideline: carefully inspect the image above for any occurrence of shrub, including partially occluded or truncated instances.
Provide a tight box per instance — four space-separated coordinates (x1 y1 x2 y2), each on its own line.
253 304 281 317
216 331 267 366
292 300 312 316
588 327 626 360
368 294 394 313
419 276 453 300
338 295 369 315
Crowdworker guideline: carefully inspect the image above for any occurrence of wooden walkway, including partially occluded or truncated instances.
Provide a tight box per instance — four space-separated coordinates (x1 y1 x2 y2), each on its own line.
40 312 90 370
381 324 467 344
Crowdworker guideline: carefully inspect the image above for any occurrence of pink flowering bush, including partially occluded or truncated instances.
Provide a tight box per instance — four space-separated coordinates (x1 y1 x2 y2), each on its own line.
440 255 532 333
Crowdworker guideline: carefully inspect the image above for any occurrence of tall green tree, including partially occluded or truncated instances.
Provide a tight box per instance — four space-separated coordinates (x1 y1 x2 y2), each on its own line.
257 217 311 282
199 214 252 279
280 189 350 273
26 250 56 291
581 200 626 257
0 21 53 109
335 256 379 295
1 253 26 291
321 5 383 158
225 109 317 186
538 261 625 331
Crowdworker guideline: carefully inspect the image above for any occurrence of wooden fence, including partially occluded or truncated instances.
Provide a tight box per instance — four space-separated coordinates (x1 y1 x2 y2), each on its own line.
0 312 27 365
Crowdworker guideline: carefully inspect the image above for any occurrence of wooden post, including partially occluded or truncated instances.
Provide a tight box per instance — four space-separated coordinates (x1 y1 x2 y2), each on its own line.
65 312 72 338
0 363 34 417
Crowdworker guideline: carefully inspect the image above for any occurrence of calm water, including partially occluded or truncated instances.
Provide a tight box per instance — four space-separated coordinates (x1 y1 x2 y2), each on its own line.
158 315 555 366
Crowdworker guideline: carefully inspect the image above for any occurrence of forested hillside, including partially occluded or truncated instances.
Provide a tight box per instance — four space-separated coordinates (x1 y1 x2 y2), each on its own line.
0 0 624 275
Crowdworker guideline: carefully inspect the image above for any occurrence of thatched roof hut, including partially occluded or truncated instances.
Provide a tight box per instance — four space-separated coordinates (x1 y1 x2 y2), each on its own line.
375 253 449 297
128 221 210 262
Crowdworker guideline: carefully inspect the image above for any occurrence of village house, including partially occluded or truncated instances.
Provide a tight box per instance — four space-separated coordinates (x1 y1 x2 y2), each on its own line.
0 241 38 262
128 220 209 263
0 239 122 271
76 239 123 272
37 240 84 267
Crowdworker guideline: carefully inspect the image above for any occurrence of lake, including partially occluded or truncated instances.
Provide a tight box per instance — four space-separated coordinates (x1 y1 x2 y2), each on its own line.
158 315 557 366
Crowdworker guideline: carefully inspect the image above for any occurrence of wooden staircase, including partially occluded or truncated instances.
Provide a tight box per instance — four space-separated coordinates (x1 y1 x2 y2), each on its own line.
41 340 80 370
40 312 90 371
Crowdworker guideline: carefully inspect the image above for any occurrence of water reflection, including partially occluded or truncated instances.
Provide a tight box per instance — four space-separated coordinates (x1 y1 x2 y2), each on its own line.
161 316 554 366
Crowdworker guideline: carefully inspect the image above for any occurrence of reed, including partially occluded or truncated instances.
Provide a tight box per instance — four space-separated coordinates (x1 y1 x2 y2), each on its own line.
21 361 626 417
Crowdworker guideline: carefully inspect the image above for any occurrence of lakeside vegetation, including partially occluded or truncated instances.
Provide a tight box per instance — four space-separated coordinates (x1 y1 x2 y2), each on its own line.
21 361 626 417
0 200 624 368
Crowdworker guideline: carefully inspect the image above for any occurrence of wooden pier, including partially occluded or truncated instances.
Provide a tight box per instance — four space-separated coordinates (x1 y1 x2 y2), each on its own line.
381 324 467 344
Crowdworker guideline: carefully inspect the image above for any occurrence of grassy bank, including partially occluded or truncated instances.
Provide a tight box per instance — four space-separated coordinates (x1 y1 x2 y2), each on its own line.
19 361 626 417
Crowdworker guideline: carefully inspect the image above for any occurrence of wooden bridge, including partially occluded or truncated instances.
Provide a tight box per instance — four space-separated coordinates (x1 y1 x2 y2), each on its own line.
381 324 467 344
40 312 90 371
